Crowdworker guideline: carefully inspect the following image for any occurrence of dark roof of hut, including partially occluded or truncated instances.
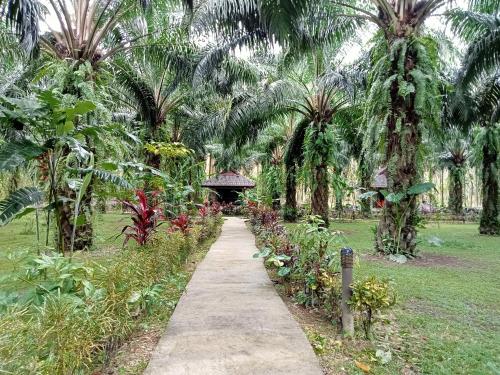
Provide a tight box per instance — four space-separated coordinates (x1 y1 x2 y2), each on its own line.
371 167 388 188
201 171 255 188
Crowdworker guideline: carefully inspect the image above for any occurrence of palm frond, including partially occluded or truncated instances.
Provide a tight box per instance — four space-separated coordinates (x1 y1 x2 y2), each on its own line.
2 0 40 54
0 187 43 225
447 9 500 87
77 168 134 189
0 139 46 171
111 59 158 129
284 117 309 166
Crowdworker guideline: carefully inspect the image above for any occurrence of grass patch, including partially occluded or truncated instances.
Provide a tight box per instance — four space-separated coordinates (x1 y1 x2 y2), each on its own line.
283 220 500 374
0 212 130 292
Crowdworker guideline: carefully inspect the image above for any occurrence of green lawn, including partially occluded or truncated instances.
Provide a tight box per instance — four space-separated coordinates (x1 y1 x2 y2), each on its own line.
289 220 500 374
0 212 131 292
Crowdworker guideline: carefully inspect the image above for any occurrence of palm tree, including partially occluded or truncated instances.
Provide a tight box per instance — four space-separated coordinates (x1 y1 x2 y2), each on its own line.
283 117 308 221
197 0 449 252
112 43 196 169
438 128 470 216
448 1 499 234
450 75 499 234
1 0 40 54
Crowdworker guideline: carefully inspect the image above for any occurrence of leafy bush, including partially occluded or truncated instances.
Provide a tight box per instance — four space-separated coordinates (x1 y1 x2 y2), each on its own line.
349 276 396 339
289 216 343 312
250 210 343 320
168 213 191 235
24 253 94 304
221 202 244 216
121 190 164 246
209 201 222 216
198 203 209 219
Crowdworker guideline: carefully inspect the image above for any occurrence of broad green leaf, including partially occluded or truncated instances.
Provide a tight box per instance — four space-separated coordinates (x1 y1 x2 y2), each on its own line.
65 137 91 161
0 140 46 171
407 182 435 195
253 247 271 258
77 172 93 205
73 101 96 115
100 162 118 171
37 90 60 108
385 192 405 203
14 207 36 220
63 120 75 134
0 188 44 225
277 267 291 277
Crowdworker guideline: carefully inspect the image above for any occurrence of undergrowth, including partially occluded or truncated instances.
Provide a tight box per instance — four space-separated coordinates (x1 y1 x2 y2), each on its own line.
0 215 223 374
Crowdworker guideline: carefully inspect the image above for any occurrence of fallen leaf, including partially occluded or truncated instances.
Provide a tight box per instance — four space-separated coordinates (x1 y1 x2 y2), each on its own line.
355 360 371 373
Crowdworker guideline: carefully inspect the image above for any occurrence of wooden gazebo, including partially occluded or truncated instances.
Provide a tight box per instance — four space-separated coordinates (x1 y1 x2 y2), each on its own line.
201 171 255 204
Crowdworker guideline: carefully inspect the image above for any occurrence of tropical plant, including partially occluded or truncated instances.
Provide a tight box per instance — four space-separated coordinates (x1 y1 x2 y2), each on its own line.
438 127 470 215
121 190 164 246
112 26 197 169
0 90 96 252
446 2 500 88
289 215 342 307
168 213 191 235
0 0 40 53
360 182 436 256
447 0 500 234
349 276 396 339
25 253 94 304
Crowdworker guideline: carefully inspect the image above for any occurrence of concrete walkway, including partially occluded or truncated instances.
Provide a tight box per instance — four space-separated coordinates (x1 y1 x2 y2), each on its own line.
144 217 322 375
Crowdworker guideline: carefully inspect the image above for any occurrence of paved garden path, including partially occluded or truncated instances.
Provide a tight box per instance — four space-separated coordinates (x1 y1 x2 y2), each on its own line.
144 216 322 375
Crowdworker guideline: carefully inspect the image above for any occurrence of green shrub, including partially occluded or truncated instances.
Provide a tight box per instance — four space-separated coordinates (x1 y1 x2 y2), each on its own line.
349 276 396 339
251 212 343 320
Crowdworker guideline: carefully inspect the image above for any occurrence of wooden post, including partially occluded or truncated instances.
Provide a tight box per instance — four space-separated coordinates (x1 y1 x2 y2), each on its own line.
341 247 354 336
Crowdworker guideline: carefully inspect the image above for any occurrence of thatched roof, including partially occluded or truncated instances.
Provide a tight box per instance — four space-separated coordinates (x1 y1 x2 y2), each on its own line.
372 167 387 188
202 171 255 189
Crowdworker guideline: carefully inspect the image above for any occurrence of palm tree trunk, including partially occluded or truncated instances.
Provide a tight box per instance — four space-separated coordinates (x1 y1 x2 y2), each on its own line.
55 155 94 252
55 181 75 253
55 77 94 253
479 141 499 235
312 163 329 226
144 124 161 192
448 166 464 216
376 43 420 255
335 190 343 212
284 162 297 222
272 192 281 211
359 161 372 217
145 150 161 169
